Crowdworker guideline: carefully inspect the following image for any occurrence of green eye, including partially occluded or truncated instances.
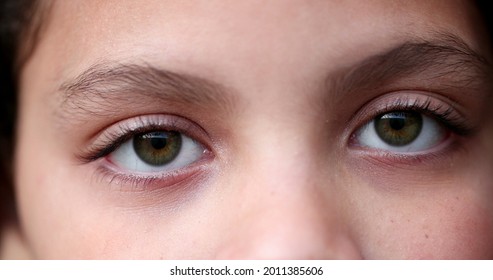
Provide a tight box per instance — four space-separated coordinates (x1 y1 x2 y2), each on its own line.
133 131 182 166
374 111 423 146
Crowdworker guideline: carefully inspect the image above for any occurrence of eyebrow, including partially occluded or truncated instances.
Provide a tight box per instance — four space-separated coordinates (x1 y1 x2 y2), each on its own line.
60 62 235 118
59 33 491 121
330 33 491 101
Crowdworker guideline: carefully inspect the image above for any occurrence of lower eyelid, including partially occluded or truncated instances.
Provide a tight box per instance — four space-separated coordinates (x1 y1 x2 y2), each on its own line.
90 163 214 210
344 92 475 169
348 136 466 169
95 152 214 191
77 114 216 193
351 130 454 154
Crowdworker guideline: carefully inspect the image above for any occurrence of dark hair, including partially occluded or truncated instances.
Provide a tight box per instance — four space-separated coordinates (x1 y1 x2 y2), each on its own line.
477 1 493 38
0 0 39 224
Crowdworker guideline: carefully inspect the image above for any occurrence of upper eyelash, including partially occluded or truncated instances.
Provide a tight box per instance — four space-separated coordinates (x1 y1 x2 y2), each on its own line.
372 96 475 136
79 125 164 162
77 116 196 163
79 96 473 164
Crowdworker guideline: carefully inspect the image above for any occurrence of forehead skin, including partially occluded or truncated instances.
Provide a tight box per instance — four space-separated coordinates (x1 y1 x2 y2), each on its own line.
22 0 489 93
15 0 493 259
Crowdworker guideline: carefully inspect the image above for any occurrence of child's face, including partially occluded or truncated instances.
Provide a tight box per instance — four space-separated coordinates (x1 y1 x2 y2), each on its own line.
14 0 493 259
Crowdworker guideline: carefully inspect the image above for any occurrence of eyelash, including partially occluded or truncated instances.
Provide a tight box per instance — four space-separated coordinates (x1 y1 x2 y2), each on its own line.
349 95 473 138
79 116 206 163
79 94 473 188
376 97 473 136
348 95 475 162
78 115 213 189
84 99 471 157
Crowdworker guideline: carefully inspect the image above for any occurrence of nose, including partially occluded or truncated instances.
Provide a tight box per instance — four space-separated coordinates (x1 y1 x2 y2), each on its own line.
215 159 362 259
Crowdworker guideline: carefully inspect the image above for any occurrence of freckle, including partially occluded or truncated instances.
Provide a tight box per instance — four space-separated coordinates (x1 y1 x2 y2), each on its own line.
425 234 429 239
390 219 394 223
455 196 459 200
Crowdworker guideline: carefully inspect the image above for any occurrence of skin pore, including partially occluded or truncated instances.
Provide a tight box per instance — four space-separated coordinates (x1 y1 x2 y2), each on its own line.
9 0 493 259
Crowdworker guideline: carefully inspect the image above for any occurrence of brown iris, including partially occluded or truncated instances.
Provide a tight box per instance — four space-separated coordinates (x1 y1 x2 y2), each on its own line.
133 131 182 166
374 111 423 146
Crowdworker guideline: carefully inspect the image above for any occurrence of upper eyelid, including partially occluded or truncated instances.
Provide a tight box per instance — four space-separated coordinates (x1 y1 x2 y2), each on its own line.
355 92 465 121
55 33 491 130
345 91 473 141
77 114 212 163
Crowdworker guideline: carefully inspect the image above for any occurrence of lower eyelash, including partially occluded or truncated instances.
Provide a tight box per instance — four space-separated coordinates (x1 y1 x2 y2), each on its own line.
346 93 476 168
93 159 209 191
354 138 468 168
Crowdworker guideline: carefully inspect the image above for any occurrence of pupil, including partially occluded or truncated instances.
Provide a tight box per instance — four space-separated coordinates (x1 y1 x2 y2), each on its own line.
389 117 406 131
374 111 423 146
133 131 182 166
150 136 167 150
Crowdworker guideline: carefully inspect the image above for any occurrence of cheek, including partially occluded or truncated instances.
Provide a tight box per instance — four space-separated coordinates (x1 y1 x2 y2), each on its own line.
408 198 493 259
16 158 97 258
15 117 119 258
16 156 222 258
363 185 493 259
348 133 493 259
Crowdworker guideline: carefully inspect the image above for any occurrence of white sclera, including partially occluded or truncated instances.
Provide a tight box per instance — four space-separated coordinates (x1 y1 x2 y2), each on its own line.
110 133 204 173
356 114 446 153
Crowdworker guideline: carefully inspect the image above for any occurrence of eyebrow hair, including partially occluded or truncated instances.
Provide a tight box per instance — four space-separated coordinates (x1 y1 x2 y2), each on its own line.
59 33 491 123
60 62 235 118
330 33 492 101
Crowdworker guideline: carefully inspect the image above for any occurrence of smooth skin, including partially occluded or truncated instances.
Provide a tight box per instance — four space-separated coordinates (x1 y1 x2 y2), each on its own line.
11 0 493 259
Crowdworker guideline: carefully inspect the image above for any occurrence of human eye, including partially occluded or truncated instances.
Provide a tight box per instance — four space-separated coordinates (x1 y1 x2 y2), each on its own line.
78 114 212 188
349 92 474 158
110 130 203 173
354 111 446 153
